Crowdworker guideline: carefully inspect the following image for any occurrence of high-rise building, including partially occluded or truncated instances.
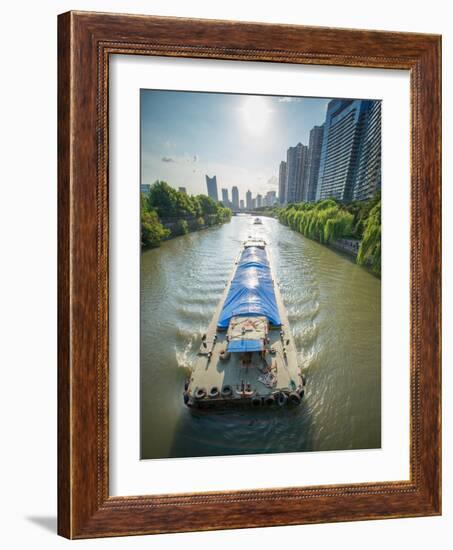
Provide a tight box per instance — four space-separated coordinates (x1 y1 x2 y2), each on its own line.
285 143 308 204
221 188 230 206
246 190 252 210
266 190 277 206
231 186 240 210
278 161 287 205
140 183 151 194
353 101 382 201
239 199 245 210
206 175 218 202
317 99 381 202
178 186 187 194
305 124 324 202
256 194 263 208
251 198 257 209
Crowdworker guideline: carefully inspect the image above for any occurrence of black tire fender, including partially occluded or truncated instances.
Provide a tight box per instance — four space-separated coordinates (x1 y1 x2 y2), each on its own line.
265 395 275 406
288 391 301 406
251 395 262 407
221 385 233 398
276 391 287 407
194 387 207 400
209 386 220 399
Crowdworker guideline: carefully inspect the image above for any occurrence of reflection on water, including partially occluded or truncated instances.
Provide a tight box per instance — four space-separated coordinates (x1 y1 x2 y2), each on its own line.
141 216 381 459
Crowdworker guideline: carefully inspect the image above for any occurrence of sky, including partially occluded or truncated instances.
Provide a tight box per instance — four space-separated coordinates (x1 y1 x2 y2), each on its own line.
141 90 330 200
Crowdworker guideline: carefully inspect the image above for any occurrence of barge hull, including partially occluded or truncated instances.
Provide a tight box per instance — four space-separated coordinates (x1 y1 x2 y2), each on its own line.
185 239 305 408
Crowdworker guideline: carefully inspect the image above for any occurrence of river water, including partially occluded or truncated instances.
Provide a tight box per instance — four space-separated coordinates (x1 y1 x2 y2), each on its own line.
141 215 381 459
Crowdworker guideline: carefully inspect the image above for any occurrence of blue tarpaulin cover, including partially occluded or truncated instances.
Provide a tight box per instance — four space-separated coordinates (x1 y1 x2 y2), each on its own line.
217 246 281 329
227 339 263 353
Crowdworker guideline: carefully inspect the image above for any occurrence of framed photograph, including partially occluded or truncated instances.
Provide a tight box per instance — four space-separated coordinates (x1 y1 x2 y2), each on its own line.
58 11 441 538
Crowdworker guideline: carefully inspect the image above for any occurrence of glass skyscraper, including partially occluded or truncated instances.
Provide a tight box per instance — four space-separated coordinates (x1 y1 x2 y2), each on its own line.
305 124 324 202
285 142 308 204
205 175 218 202
221 188 230 206
353 101 381 201
316 99 381 202
278 161 287 205
231 186 239 210
246 189 252 209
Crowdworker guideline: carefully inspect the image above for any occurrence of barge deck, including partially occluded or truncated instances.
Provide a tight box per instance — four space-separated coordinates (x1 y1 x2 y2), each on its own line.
184 238 305 408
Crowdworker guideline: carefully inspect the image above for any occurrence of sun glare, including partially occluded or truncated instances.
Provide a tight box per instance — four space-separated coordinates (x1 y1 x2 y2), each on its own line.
241 96 272 136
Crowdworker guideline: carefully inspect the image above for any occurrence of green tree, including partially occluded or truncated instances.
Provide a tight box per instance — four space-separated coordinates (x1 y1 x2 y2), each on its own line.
196 194 218 217
141 181 231 248
172 219 189 236
324 210 354 243
357 201 381 276
148 181 178 218
175 192 196 218
277 196 381 276
141 209 170 249
344 192 381 239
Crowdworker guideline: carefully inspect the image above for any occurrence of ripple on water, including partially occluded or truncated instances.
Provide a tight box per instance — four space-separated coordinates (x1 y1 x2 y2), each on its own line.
178 295 220 307
176 322 206 342
293 322 319 347
175 339 198 369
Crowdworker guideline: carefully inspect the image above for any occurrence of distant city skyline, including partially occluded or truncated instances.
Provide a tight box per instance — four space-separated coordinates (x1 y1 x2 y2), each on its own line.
202 175 278 210
141 90 330 198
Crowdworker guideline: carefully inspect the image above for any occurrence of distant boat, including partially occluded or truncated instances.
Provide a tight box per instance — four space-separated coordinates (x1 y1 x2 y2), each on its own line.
253 217 263 225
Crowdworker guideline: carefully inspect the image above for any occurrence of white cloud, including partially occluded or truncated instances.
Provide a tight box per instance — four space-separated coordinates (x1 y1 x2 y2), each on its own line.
161 154 199 164
277 97 302 103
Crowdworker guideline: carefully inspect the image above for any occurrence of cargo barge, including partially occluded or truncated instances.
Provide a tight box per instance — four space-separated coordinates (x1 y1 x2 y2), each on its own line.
184 238 305 408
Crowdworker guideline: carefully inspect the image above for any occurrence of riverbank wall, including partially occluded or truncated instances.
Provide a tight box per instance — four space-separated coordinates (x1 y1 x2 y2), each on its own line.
330 238 360 257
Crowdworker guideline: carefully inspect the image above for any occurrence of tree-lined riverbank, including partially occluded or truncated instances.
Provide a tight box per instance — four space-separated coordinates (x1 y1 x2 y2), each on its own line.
141 181 231 249
276 195 381 276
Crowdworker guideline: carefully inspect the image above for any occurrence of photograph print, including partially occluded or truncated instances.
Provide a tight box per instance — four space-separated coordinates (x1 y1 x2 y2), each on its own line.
140 89 381 460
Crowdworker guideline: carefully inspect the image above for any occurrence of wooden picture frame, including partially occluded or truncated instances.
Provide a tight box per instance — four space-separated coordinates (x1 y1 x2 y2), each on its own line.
58 11 441 539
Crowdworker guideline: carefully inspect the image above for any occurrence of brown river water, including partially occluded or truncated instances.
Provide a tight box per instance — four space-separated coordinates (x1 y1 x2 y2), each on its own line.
141 215 381 459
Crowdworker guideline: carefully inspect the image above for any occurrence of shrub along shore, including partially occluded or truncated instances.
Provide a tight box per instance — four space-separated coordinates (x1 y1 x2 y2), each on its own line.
141 181 232 249
275 194 381 277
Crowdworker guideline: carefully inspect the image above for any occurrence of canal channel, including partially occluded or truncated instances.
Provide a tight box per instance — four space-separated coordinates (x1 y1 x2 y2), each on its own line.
141 215 381 459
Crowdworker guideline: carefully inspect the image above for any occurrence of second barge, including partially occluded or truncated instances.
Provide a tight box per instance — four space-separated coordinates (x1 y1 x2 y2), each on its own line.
184 238 305 408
